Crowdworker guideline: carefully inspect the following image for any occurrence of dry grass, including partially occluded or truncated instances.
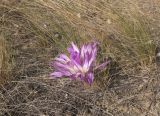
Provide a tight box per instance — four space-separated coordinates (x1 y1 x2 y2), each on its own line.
0 35 12 85
0 0 160 115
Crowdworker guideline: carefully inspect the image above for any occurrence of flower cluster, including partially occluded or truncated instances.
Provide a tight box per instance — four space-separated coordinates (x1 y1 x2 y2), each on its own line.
50 42 108 85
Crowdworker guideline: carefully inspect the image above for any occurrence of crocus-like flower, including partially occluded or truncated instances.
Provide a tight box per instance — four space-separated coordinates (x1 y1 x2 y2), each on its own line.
50 42 109 85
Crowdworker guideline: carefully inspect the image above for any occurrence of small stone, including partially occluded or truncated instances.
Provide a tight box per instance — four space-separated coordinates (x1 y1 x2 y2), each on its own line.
156 47 160 65
65 94 68 98
157 52 160 57
44 24 47 28
107 19 111 24
77 13 81 18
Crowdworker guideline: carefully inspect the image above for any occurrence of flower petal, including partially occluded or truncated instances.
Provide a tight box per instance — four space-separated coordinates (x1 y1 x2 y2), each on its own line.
95 60 110 70
50 72 63 78
59 54 70 61
86 73 94 85
68 42 79 53
71 42 79 53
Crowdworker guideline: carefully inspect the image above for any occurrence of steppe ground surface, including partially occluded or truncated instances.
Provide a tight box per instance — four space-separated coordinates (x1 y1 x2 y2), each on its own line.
0 0 160 116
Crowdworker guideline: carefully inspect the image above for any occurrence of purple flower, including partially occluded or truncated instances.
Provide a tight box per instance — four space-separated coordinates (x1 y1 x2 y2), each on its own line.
50 42 109 85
